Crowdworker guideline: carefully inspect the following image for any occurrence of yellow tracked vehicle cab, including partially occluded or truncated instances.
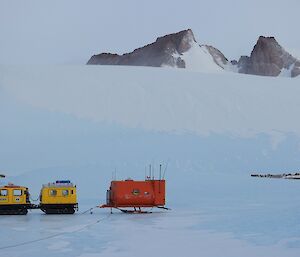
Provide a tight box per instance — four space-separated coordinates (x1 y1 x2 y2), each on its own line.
39 180 78 214
0 184 31 215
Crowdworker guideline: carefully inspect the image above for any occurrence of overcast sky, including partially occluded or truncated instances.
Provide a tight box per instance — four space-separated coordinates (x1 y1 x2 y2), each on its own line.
0 0 299 65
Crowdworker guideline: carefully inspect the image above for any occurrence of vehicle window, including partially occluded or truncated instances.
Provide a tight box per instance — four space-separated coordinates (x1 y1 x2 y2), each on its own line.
13 189 22 196
0 189 8 196
62 190 69 196
71 190 74 194
49 190 57 196
132 189 140 195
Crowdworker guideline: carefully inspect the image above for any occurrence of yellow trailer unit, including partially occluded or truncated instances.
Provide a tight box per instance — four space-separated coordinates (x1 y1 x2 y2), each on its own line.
0 184 31 215
39 180 78 214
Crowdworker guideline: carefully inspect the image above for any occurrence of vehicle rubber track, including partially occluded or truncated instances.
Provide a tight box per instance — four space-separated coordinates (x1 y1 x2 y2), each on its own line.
41 208 75 214
0 208 28 215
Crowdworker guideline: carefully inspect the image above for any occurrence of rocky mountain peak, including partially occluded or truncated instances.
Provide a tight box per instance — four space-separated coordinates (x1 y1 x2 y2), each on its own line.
237 36 299 77
159 29 196 54
87 29 198 68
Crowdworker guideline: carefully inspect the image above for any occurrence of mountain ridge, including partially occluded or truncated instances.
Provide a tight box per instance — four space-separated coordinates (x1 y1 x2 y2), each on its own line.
87 29 300 78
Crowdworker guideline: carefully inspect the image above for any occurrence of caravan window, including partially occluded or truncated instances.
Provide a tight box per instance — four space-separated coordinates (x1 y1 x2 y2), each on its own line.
13 189 22 196
0 189 7 196
49 190 57 196
62 190 69 196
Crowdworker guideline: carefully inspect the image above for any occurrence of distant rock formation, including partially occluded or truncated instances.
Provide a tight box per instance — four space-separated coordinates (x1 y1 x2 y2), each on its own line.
87 29 224 73
236 36 300 77
203 45 228 68
87 29 300 78
87 29 197 68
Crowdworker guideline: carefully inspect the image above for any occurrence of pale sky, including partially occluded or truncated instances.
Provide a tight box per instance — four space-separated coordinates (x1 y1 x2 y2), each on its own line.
0 0 299 65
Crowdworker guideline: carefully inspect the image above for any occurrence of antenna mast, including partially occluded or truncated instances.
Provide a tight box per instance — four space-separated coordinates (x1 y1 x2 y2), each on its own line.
159 164 162 180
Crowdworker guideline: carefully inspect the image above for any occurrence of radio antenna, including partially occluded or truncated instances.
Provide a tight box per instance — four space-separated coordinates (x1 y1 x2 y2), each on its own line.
159 164 162 180
152 162 155 180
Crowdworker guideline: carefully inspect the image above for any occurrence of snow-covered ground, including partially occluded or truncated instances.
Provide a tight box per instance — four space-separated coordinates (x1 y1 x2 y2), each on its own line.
1 65 300 256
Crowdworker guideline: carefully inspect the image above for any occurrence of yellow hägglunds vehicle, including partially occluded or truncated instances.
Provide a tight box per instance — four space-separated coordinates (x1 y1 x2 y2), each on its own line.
0 184 31 215
39 180 78 214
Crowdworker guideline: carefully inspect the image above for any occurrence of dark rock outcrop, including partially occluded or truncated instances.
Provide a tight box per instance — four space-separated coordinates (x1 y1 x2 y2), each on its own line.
203 45 228 68
236 36 300 77
87 29 197 68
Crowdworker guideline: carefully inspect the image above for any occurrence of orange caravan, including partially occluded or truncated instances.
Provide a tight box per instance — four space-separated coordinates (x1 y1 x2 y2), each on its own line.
100 168 168 213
